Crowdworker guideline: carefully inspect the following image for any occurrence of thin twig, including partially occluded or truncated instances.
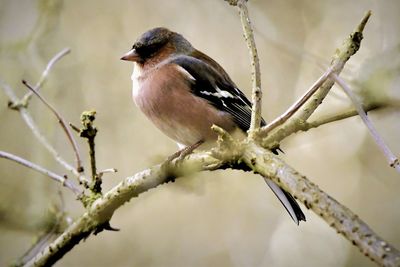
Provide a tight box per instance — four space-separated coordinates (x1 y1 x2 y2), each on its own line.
236 0 263 138
97 168 118 179
0 151 81 196
331 73 400 172
22 80 85 175
21 48 71 105
15 191 72 267
69 123 81 133
260 67 334 136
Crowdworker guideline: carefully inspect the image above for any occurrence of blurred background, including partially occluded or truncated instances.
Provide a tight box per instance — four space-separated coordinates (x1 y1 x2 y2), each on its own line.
0 0 399 266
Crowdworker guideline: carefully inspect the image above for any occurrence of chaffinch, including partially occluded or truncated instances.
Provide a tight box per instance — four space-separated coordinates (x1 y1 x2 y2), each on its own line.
121 27 305 224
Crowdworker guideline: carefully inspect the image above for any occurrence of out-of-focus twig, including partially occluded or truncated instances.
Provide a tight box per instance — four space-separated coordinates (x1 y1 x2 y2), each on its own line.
14 191 72 267
0 151 81 196
16 229 57 267
331 73 400 173
22 80 86 180
21 48 71 105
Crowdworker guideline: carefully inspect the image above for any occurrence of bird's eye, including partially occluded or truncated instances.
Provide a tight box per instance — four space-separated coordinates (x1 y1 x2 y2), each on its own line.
135 42 163 58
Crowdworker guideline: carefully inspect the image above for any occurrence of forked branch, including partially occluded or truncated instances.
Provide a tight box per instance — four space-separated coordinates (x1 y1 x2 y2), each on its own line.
21 48 71 104
261 11 372 149
22 80 85 175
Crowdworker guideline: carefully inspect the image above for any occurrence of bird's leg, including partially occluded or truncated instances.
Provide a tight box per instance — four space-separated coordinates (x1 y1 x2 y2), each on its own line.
162 140 204 183
167 140 204 163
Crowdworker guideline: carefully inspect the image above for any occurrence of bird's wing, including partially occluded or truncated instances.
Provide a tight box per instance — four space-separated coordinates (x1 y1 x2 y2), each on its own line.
169 55 306 225
170 55 266 132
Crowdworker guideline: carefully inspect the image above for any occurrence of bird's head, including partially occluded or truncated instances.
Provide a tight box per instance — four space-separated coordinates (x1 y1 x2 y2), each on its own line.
121 27 193 65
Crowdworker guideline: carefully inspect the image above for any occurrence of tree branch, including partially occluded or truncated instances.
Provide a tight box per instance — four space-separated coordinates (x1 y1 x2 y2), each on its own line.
242 143 400 267
25 140 400 267
24 152 224 267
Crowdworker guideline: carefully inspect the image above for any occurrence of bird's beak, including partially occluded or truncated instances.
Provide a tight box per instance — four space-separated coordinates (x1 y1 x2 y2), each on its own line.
120 48 140 62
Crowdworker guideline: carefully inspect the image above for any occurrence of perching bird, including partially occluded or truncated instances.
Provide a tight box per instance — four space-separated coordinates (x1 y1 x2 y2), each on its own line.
121 27 305 224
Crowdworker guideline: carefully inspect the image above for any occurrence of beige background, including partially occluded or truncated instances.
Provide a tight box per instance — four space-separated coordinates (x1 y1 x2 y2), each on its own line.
0 0 399 266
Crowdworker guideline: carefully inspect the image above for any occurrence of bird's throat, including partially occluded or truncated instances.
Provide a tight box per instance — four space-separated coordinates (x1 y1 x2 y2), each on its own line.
131 62 143 98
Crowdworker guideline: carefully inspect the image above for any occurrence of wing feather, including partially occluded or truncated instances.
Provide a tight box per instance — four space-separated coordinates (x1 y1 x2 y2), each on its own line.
170 55 265 132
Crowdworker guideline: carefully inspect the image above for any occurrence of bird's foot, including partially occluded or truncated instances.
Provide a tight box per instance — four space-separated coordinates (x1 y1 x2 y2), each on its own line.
167 140 204 164
161 140 204 183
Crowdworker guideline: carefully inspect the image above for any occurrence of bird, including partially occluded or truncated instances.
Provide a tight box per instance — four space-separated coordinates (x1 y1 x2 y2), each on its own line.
121 27 305 224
